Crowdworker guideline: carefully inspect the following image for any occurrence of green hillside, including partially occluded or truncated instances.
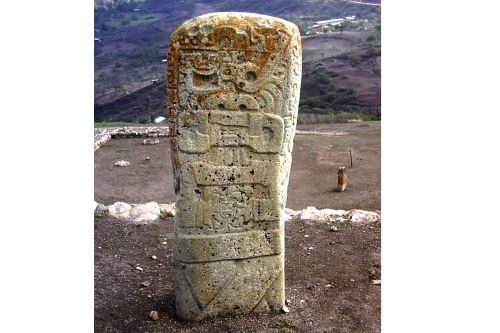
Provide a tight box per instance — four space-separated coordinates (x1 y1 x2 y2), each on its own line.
94 0 381 123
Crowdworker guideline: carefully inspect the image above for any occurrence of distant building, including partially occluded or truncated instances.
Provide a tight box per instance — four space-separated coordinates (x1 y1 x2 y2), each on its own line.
154 116 166 124
314 16 356 27
315 18 345 26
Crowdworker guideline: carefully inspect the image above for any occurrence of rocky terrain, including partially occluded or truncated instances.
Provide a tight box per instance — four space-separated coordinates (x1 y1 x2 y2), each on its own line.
94 120 381 332
94 210 381 332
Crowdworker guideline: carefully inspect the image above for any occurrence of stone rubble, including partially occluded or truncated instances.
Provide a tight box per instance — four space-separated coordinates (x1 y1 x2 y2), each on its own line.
95 201 176 223
107 202 132 219
285 206 381 224
346 209 381 224
93 126 169 151
94 201 379 224
149 311 159 321
94 133 111 151
114 160 130 167
142 138 160 145
127 202 161 223
159 203 176 217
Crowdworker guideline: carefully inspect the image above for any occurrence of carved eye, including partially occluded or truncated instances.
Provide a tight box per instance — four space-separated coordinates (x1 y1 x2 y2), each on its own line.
192 71 218 90
194 72 217 83
245 71 257 81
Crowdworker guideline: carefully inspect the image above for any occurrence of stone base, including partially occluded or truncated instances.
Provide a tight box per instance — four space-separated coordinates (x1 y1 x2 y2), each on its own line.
174 254 284 320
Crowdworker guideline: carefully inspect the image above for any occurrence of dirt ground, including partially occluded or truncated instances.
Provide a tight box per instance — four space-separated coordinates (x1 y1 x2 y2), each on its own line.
94 121 380 211
94 214 381 332
94 121 381 332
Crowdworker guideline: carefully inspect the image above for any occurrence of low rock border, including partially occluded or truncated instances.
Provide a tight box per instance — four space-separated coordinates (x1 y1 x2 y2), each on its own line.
94 201 176 223
94 126 350 151
94 201 380 225
285 206 381 224
94 126 170 151
294 130 346 136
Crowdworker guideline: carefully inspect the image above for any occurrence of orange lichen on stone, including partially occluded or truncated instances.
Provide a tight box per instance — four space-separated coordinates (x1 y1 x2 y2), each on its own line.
166 12 301 320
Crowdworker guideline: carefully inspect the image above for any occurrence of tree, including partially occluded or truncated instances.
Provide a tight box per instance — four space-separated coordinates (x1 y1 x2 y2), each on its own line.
334 23 344 35
298 22 309 35
336 20 356 35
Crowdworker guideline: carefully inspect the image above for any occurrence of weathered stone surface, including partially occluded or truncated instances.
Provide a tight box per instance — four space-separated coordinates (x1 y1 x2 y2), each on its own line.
142 138 160 145
159 203 176 217
107 201 160 223
347 209 380 224
128 202 161 223
167 12 301 320
94 132 111 151
108 202 132 219
114 160 130 167
284 206 381 224
298 206 345 222
93 127 169 151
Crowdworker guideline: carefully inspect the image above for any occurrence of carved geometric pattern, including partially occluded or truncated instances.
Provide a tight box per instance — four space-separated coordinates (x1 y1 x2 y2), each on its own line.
168 12 301 320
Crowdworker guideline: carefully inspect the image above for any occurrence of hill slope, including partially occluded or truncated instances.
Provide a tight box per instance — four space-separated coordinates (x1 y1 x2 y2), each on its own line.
94 0 381 122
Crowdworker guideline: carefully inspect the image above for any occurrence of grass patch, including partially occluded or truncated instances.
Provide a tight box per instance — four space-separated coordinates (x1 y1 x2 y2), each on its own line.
210 314 221 323
94 121 135 128
233 310 242 320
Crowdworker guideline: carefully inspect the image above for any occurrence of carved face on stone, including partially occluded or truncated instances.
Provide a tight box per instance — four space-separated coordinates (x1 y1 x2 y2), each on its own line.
168 13 302 320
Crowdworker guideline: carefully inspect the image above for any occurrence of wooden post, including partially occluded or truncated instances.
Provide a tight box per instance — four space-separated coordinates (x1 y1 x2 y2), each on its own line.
350 149 353 168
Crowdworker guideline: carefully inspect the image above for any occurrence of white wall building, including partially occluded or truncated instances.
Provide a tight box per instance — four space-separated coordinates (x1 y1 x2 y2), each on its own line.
314 16 357 27
154 116 166 124
315 18 345 26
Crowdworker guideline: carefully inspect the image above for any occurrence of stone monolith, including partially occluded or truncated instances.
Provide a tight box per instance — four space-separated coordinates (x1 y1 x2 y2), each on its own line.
167 12 302 320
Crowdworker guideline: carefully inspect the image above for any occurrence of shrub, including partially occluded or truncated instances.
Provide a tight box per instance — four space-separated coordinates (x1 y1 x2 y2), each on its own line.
347 53 362 66
300 96 322 109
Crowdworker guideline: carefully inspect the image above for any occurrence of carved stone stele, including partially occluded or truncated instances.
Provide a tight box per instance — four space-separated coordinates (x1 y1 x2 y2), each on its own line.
167 12 302 320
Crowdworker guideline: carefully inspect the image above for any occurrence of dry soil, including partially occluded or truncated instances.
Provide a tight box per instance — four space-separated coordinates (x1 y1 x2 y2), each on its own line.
94 121 381 211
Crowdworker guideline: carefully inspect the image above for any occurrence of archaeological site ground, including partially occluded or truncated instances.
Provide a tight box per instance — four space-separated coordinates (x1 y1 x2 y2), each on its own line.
94 2 381 332
94 121 380 332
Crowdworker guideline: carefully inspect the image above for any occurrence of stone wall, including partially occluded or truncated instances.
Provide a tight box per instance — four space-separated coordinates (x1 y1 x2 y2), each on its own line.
93 126 169 151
